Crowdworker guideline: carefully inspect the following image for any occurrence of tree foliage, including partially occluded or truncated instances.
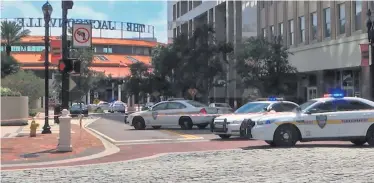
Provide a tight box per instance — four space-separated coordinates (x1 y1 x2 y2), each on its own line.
1 21 31 56
52 29 109 101
236 37 297 96
1 52 20 78
149 24 233 102
1 70 44 102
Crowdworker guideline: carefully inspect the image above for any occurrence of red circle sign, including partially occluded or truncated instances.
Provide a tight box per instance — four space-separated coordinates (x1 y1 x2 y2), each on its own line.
74 27 90 44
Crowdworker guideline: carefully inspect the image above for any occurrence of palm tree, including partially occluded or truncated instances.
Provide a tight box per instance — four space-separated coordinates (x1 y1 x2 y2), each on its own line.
1 21 31 56
1 52 20 78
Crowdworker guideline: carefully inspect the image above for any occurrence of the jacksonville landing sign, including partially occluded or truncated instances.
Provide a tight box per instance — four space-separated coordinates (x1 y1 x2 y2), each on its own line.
2 18 154 33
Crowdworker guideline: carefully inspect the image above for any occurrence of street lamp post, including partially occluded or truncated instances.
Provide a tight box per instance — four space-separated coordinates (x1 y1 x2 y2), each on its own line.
42 1 53 134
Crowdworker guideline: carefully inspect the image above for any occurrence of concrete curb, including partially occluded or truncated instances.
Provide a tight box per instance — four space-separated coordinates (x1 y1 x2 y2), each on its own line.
1 117 120 169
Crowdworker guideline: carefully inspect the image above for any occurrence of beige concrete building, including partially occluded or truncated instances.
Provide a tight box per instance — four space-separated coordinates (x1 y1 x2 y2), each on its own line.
168 0 258 106
258 1 373 101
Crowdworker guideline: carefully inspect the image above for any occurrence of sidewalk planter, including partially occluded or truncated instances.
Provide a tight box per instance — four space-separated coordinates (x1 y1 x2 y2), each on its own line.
1 96 29 126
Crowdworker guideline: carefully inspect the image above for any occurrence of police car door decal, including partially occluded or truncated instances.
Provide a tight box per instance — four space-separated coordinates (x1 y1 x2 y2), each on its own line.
316 115 327 129
152 111 158 120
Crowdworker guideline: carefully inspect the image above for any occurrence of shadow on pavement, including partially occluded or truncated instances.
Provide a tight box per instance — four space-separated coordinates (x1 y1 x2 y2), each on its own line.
241 143 372 150
210 137 252 141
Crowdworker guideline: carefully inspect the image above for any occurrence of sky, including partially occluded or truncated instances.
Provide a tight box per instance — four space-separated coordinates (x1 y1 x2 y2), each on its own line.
0 0 168 43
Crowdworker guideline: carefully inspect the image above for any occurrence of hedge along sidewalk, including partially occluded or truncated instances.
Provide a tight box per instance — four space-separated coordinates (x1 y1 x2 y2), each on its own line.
1 123 105 166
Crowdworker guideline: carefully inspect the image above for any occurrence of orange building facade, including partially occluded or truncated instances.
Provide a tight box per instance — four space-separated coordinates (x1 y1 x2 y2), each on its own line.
1 36 161 105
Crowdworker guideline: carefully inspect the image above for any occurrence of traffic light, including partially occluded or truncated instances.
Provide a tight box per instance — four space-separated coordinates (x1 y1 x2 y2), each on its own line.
58 58 78 73
73 60 81 73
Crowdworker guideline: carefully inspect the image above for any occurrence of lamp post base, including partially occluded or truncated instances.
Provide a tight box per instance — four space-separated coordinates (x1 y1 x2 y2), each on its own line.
41 126 52 134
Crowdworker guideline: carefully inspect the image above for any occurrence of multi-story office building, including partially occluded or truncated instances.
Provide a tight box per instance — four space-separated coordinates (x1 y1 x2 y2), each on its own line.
167 0 257 106
258 1 374 101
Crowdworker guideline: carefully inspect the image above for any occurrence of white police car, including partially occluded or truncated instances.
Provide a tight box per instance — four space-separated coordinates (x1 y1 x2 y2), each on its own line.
211 98 299 139
126 100 218 130
247 93 374 147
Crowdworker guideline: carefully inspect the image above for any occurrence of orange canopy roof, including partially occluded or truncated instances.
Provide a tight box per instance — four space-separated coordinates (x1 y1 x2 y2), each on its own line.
12 52 151 67
11 53 50 64
7 36 160 47
90 67 130 78
21 66 130 78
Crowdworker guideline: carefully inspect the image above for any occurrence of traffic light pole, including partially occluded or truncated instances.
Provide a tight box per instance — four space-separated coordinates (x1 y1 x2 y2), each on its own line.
61 4 70 109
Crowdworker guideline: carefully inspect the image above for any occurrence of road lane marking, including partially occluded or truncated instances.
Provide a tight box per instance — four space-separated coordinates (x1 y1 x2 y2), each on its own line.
161 130 202 139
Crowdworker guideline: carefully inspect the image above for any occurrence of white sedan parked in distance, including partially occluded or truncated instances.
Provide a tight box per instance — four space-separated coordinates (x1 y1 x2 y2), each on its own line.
126 100 218 130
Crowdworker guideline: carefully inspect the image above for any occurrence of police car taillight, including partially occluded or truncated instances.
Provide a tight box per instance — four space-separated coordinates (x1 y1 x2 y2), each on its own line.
200 108 207 114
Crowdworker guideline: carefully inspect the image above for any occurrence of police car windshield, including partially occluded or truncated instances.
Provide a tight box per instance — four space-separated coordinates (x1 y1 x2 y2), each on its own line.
298 100 318 111
235 102 270 114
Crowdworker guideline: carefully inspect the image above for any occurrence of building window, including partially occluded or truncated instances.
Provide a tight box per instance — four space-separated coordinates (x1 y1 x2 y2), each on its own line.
262 28 266 38
299 16 305 43
278 23 284 37
262 1 265 8
288 19 294 45
338 3 346 34
103 47 113 53
270 25 275 38
311 12 317 40
354 1 362 31
323 8 331 38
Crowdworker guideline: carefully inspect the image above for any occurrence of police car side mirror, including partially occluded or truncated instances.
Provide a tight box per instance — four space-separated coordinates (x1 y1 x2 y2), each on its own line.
295 107 301 112
263 107 269 112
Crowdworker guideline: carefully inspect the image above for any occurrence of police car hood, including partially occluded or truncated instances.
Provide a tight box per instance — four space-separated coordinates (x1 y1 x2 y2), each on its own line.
128 110 148 117
253 112 297 123
215 112 266 122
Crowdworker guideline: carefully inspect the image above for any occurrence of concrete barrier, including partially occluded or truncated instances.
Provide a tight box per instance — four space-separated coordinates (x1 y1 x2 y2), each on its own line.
1 96 29 126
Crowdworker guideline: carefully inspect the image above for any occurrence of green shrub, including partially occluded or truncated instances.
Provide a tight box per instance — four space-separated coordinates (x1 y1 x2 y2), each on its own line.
0 87 21 97
29 109 37 117
94 108 104 113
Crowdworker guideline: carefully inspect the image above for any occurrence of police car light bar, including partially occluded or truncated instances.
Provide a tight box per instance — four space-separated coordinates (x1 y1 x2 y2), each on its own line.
257 97 284 101
323 93 344 98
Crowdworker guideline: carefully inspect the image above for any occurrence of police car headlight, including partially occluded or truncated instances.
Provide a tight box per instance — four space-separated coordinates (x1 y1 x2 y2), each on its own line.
231 120 242 124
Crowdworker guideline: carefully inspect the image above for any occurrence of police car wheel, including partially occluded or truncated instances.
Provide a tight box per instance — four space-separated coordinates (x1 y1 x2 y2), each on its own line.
179 118 193 130
350 140 366 146
273 125 298 147
197 124 208 129
133 117 146 130
265 140 276 146
218 134 231 139
366 126 374 146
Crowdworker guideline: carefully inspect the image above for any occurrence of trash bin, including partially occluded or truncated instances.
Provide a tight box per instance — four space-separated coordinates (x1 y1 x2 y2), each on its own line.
54 104 62 124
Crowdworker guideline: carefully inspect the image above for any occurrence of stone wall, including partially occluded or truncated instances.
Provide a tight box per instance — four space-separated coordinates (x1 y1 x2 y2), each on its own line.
1 96 29 126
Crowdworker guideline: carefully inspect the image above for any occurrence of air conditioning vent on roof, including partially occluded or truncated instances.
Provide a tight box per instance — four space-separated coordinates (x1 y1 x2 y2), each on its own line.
95 55 108 61
126 56 140 63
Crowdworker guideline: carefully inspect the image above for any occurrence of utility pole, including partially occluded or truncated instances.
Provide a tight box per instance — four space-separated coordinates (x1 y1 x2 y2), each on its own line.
61 0 73 109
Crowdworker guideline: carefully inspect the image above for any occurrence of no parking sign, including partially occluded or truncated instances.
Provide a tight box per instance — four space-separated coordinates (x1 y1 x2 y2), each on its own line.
72 23 92 48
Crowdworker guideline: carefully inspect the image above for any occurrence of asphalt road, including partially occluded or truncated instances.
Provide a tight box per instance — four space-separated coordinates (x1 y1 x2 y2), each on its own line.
87 113 240 145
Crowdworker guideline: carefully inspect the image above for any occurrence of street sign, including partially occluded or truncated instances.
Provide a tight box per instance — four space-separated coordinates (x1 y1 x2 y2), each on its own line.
188 88 198 97
94 92 98 99
69 77 77 91
72 23 92 48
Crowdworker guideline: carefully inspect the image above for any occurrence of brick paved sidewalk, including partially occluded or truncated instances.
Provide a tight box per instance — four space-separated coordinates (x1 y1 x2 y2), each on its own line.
1 124 105 165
